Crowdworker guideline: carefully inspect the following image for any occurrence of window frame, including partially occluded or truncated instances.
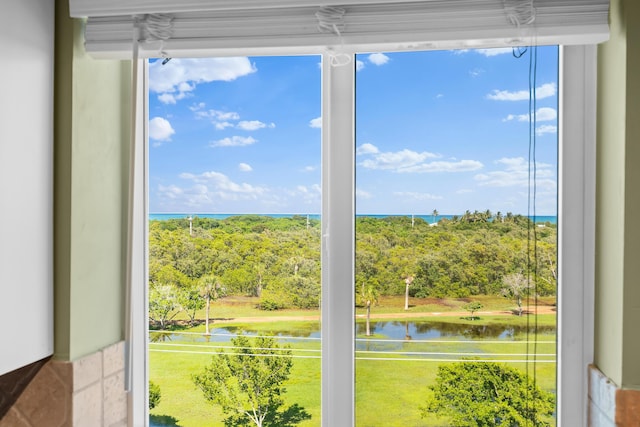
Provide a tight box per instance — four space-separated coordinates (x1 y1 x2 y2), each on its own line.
131 45 596 427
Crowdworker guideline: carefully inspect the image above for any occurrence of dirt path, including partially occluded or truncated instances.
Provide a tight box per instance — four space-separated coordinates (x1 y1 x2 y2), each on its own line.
214 306 556 324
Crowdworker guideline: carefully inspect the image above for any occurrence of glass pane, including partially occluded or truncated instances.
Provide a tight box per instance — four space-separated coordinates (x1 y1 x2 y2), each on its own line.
148 56 322 426
355 47 558 426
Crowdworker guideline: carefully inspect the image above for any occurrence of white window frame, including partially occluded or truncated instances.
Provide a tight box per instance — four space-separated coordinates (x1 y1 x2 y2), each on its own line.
129 45 596 427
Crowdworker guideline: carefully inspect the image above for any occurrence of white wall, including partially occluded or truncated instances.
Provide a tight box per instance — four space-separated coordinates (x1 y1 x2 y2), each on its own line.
0 0 54 375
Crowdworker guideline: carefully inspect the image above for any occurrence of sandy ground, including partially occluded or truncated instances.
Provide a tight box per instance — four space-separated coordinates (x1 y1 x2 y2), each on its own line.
214 306 556 324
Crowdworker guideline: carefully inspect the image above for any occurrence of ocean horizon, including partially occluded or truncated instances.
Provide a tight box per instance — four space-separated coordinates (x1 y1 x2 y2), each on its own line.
149 213 558 224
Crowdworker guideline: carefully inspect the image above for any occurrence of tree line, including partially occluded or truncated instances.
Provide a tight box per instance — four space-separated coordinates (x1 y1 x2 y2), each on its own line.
148 213 556 325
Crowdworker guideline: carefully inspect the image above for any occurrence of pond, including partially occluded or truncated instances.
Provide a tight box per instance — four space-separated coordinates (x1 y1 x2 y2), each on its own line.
150 320 555 344
149 319 556 427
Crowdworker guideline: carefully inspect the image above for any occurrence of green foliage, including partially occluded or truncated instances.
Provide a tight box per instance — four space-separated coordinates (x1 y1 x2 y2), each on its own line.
463 301 484 318
149 284 181 329
177 284 206 325
422 362 555 426
148 214 556 314
149 380 161 410
193 335 310 427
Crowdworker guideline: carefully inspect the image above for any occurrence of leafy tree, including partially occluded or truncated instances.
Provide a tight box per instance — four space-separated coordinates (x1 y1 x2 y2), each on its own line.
149 380 161 410
501 273 532 316
462 301 483 319
148 284 181 329
422 362 554 426
177 284 205 325
194 335 309 427
148 214 557 311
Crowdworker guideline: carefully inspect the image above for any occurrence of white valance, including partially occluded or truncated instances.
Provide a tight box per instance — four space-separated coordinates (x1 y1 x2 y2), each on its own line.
77 0 609 59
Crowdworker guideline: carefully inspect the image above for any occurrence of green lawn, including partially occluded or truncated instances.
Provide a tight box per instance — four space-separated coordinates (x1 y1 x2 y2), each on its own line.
150 314 556 426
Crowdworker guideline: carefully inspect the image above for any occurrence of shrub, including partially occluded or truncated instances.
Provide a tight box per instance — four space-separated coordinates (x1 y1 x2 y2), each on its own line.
149 380 161 410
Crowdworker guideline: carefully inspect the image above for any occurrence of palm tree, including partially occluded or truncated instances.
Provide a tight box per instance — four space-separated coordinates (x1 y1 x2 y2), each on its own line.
432 209 439 224
360 282 379 336
404 275 414 310
199 274 223 335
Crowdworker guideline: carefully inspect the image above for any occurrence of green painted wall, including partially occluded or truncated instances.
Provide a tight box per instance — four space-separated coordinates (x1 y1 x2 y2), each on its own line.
596 0 640 389
54 0 130 361
621 0 640 389
595 0 626 387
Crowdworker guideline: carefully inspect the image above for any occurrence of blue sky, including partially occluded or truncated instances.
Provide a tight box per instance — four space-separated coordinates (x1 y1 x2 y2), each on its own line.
148 46 558 215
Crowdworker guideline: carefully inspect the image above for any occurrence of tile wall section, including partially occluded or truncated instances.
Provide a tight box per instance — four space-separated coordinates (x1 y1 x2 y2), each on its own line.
0 341 127 427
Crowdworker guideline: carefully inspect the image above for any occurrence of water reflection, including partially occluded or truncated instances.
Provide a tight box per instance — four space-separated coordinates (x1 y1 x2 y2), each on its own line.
150 320 554 343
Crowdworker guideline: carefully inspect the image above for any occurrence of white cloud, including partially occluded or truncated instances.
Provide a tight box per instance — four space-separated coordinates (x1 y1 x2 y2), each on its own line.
503 107 557 122
399 160 484 173
292 184 321 204
356 60 365 71
469 68 484 77
157 184 183 199
149 58 256 104
368 53 390 66
536 107 557 121
435 94 444 99
156 171 327 211
149 117 175 143
214 122 235 130
190 105 272 132
393 191 443 200
210 136 257 147
237 120 275 131
192 106 240 121
180 171 267 198
302 165 317 172
309 117 322 129
475 48 513 57
357 144 481 173
360 148 439 171
356 188 372 199
356 143 379 155
238 163 253 172
536 124 557 136
487 83 557 101
157 93 180 104
474 157 555 189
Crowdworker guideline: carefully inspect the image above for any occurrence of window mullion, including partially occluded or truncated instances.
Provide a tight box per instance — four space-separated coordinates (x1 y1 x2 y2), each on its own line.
321 54 356 427
557 44 596 426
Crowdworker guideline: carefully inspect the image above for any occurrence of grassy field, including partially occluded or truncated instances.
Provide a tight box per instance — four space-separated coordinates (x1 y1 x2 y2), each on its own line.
150 299 557 427
162 295 556 326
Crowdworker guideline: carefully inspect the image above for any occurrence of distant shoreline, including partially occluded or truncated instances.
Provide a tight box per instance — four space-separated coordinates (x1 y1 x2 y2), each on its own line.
149 213 558 224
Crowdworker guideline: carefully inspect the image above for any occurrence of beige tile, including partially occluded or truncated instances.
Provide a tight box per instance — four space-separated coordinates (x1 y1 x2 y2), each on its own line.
102 342 125 378
49 360 73 393
73 351 103 391
0 407 32 427
13 364 71 427
108 420 128 427
73 381 102 426
103 371 127 426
